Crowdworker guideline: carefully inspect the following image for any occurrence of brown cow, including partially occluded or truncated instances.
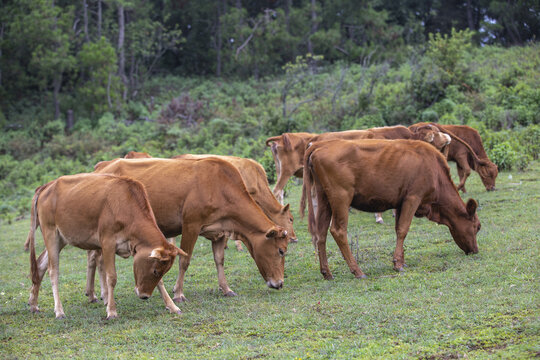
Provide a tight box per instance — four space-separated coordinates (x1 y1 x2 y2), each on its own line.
173 154 297 245
26 173 185 319
300 139 480 279
409 123 498 192
94 158 289 302
265 132 316 204
267 126 451 224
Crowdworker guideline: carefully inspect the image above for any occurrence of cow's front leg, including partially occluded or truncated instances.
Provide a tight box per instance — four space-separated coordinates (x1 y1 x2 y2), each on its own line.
393 196 422 271
101 244 118 319
173 225 199 303
85 250 99 303
156 279 182 314
212 235 237 297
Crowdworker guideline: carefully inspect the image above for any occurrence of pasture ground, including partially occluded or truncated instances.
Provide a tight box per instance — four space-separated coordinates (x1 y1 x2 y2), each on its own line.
0 163 538 359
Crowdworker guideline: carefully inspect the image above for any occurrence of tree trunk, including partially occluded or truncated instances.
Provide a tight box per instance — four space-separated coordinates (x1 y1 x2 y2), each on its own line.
118 4 128 101
53 73 62 120
83 0 89 42
66 109 74 132
0 23 3 87
216 0 225 77
285 0 291 32
307 0 317 54
466 0 475 31
97 0 102 38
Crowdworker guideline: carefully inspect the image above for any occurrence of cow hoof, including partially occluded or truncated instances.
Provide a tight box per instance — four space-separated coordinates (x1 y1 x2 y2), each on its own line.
355 274 367 279
106 314 118 320
394 267 405 272
224 291 238 297
55 313 66 320
375 219 384 224
30 306 40 313
323 274 334 280
173 295 188 303
89 298 98 303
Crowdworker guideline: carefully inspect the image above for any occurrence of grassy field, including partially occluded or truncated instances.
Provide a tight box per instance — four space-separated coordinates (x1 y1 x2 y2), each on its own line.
1 163 538 359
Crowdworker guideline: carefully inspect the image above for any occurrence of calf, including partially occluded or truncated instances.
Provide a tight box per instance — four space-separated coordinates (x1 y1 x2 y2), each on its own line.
301 139 480 280
27 173 185 319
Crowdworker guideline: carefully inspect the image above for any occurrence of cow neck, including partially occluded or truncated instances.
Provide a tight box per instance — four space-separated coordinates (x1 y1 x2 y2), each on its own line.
228 202 275 242
128 222 167 254
436 180 469 227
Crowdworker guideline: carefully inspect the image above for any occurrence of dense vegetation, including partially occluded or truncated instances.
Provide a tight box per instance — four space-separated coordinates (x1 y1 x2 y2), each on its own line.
1 1 539 222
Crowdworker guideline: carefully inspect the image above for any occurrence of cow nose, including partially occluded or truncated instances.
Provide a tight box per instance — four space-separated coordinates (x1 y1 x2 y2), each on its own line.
267 279 283 290
140 295 149 300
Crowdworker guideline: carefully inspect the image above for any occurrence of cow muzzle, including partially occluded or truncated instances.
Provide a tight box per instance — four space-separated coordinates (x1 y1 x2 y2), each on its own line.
135 287 150 300
266 279 284 290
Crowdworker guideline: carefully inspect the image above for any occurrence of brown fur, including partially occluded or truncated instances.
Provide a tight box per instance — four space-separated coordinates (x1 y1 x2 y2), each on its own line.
300 139 480 280
409 123 498 192
94 157 289 302
26 173 184 319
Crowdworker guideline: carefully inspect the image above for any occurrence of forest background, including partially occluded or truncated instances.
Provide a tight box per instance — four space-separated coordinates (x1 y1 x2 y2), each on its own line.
0 0 539 223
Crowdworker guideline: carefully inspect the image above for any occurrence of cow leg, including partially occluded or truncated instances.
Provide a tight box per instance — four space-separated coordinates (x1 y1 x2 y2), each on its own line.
97 252 107 304
454 156 471 193
100 243 118 319
85 250 99 303
374 213 384 224
273 170 293 204
28 249 49 313
315 193 334 280
329 208 366 279
46 229 67 319
212 235 237 297
234 240 243 251
393 196 422 271
156 279 182 314
173 226 199 303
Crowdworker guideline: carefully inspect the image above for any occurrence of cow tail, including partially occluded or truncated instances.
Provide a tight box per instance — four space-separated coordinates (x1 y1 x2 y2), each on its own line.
428 123 489 166
28 186 44 286
282 133 292 151
300 145 315 232
265 135 282 147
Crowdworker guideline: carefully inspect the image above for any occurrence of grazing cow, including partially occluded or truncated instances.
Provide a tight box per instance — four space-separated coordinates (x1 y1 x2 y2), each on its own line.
409 123 498 192
267 126 451 224
265 132 316 203
300 139 480 280
173 154 297 246
26 173 185 319
94 158 289 302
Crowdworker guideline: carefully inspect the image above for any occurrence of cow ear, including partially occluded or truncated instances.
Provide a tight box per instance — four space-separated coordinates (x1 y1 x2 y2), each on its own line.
265 229 277 239
424 132 434 143
281 204 290 214
173 245 188 257
466 199 478 218
149 247 170 261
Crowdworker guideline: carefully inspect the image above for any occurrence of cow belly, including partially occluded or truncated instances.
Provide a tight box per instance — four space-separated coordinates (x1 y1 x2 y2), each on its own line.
57 228 101 250
350 194 395 213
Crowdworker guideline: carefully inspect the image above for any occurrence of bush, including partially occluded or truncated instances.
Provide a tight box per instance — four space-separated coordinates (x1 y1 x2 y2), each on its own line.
489 141 530 171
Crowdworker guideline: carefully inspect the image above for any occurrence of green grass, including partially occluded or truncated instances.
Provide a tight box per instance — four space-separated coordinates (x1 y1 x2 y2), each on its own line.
1 163 538 359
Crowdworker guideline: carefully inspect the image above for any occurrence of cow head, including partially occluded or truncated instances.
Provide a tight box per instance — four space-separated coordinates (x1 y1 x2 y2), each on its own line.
447 199 481 255
477 161 498 191
413 125 452 153
132 243 186 299
244 226 289 290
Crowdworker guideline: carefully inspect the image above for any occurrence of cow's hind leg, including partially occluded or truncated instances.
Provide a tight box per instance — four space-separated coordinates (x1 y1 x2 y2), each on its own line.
329 207 366 279
29 249 49 313
212 235 237 297
393 196 422 271
315 190 334 280
46 228 67 319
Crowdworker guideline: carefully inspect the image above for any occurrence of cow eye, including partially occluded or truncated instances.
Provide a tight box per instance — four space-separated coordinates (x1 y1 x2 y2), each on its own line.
278 248 285 257
153 269 160 277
